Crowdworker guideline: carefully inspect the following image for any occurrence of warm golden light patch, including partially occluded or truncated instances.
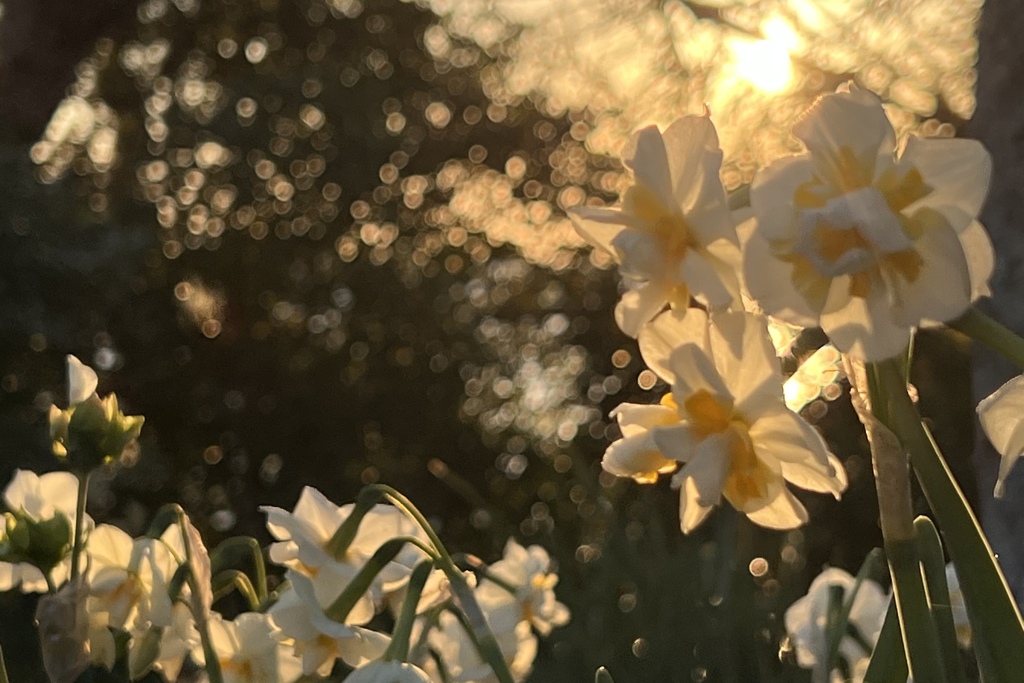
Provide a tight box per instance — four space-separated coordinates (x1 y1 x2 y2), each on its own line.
731 37 793 94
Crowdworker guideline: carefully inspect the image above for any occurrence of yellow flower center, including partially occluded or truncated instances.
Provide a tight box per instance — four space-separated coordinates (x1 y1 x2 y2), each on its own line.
679 390 773 508
623 182 695 261
780 145 932 303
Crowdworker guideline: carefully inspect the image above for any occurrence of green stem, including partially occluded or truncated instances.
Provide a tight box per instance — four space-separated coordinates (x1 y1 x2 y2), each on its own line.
68 471 90 582
872 359 1024 682
949 307 1024 370
384 560 435 662
211 569 260 611
364 484 515 683
914 517 968 683
324 487 385 559
210 536 268 603
866 362 947 683
826 549 884 672
324 537 426 622
0 641 9 683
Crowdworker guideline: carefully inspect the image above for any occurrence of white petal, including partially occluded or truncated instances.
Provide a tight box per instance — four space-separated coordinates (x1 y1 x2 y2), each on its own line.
613 230 668 281
889 208 971 328
748 402 830 465
67 355 98 406
708 311 783 411
614 281 671 338
611 402 681 437
667 344 733 404
660 115 722 213
958 219 995 301
900 136 991 224
651 424 701 462
977 374 1024 497
638 307 709 383
37 471 81 522
792 88 895 185
602 432 678 482
681 250 733 308
680 433 732 503
622 125 675 210
742 231 821 326
744 486 808 530
676 475 715 534
569 206 629 255
750 155 816 241
819 278 910 361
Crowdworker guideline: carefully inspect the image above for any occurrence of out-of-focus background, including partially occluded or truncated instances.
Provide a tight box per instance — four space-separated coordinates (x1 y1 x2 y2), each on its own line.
0 0 1014 680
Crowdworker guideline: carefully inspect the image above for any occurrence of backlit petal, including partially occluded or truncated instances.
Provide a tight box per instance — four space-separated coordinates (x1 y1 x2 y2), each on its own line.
977 374 1024 497
638 308 709 383
614 281 672 338
900 136 991 223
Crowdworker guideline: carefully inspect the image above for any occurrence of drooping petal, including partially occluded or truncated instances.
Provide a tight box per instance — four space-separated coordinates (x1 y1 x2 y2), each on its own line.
748 402 831 468
977 374 1024 497
899 136 992 225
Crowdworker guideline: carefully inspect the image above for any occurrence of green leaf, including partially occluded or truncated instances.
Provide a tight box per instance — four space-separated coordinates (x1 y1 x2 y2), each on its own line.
863 598 908 683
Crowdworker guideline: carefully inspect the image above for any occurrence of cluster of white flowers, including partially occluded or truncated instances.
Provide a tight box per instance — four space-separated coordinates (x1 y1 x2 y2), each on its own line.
1 356 569 683
1 470 570 683
570 84 998 531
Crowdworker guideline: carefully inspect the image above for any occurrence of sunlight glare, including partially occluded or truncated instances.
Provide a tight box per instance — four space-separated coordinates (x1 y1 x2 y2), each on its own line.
731 37 793 94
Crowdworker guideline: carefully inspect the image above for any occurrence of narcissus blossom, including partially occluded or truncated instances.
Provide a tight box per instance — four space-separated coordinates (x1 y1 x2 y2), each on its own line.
207 612 303 683
604 310 846 532
262 487 428 599
744 86 994 361
784 567 888 683
477 540 569 636
570 115 741 336
976 374 1024 497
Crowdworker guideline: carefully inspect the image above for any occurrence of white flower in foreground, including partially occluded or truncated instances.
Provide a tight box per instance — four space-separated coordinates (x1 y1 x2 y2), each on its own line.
570 115 741 336
85 524 179 631
269 568 390 676
784 567 889 683
976 374 1024 497
343 661 432 683
262 487 428 598
207 612 303 683
480 540 569 636
744 85 993 361
605 310 846 532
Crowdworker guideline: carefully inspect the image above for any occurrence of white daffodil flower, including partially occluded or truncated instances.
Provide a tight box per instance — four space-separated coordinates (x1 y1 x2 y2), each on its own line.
85 524 179 631
0 469 85 592
262 487 428 598
268 567 390 676
206 611 303 683
784 567 889 683
744 85 994 361
976 374 1024 497
422 596 537 683
570 115 741 337
605 310 846 533
479 540 569 636
343 661 433 683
